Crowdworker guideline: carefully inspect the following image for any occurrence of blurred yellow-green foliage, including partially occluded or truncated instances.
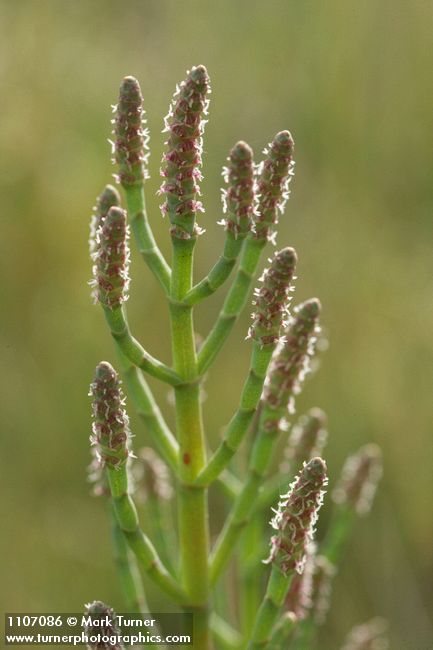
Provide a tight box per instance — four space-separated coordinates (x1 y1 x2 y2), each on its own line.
1 1 432 647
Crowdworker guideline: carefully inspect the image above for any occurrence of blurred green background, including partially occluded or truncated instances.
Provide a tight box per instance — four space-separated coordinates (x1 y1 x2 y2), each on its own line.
1 1 432 647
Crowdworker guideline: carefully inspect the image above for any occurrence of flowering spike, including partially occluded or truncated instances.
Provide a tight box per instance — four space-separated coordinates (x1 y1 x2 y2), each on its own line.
265 457 328 575
160 65 210 240
333 444 383 515
340 618 389 650
284 408 328 466
89 184 121 256
89 362 132 470
90 206 130 309
254 130 295 242
114 76 149 186
132 447 174 503
84 601 124 649
248 247 298 346
221 140 255 237
262 298 322 429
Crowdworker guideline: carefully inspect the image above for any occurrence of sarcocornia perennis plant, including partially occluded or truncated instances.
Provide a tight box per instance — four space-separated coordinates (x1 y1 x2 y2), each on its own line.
85 65 386 650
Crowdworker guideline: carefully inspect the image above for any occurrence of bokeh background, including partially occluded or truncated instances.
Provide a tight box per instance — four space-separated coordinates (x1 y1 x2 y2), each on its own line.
1 1 432 647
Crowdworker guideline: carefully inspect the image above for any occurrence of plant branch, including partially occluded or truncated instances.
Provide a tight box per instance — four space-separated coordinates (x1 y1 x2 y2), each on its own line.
195 341 274 487
103 305 182 386
124 184 171 293
107 465 186 602
197 237 266 374
116 349 179 472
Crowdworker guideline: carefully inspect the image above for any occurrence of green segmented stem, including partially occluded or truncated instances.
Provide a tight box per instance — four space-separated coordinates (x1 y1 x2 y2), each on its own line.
110 507 147 614
197 237 266 374
184 139 255 306
195 342 275 488
169 238 211 649
107 464 186 603
209 400 279 584
116 349 179 472
183 231 244 305
246 566 294 649
103 305 182 386
124 184 171 292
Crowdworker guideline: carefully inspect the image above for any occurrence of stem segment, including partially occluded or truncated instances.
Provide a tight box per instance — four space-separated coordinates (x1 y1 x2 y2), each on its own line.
107 465 186 602
124 184 171 293
195 342 274 487
246 566 293 649
103 305 182 386
170 239 211 649
197 237 266 374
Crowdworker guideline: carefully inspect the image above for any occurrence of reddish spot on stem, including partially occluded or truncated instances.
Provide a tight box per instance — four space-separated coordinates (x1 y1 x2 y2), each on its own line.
183 452 191 465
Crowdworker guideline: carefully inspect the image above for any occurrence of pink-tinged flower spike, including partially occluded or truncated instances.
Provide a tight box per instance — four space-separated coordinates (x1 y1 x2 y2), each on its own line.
84 601 124 650
340 618 389 650
90 206 130 309
112 76 149 187
160 65 210 240
284 408 328 467
254 130 295 243
220 140 255 237
89 362 133 470
265 457 328 575
89 184 121 256
248 247 298 346
262 299 322 430
333 444 383 515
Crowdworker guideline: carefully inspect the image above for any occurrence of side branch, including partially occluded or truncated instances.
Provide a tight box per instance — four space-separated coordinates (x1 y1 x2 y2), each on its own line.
108 466 186 603
124 184 171 293
195 341 274 487
103 305 182 386
183 231 244 306
197 237 266 374
116 349 179 472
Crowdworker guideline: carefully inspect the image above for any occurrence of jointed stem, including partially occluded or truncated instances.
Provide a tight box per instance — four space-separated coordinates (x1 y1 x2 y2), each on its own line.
103 305 182 386
116 349 179 472
195 342 274 488
246 566 294 649
124 184 171 293
110 508 147 614
107 465 186 603
210 402 287 583
183 232 245 306
170 238 211 649
197 237 266 374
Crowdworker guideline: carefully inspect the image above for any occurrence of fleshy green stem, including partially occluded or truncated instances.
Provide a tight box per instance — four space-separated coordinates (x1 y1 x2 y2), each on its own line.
197 237 266 374
116 349 179 472
107 465 186 603
210 401 287 583
170 239 211 650
183 232 245 306
246 566 294 649
103 305 182 386
195 342 274 487
124 182 171 293
110 507 147 614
